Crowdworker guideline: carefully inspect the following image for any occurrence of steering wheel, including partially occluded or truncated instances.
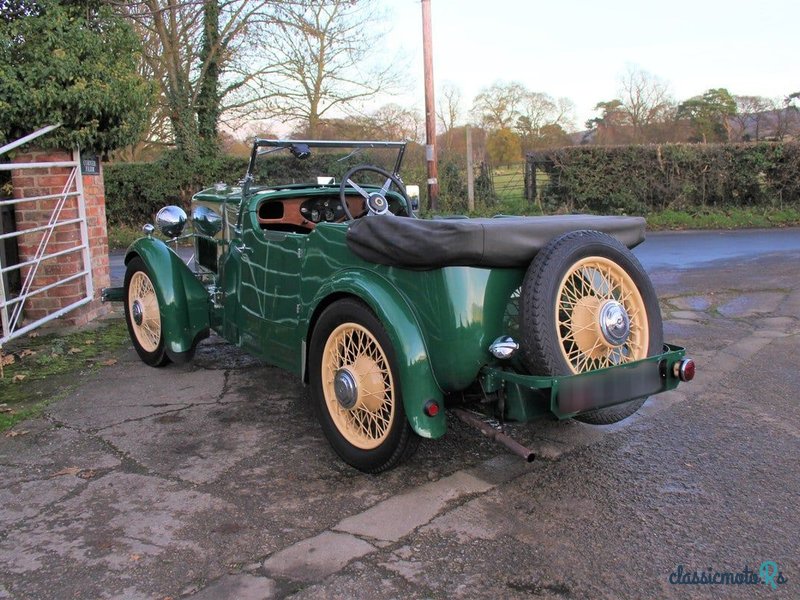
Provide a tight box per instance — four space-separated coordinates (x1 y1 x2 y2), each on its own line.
339 165 413 221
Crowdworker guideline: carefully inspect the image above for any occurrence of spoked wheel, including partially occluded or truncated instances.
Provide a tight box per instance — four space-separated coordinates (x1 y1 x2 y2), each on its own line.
521 230 663 424
556 256 649 372
310 299 418 472
124 257 170 367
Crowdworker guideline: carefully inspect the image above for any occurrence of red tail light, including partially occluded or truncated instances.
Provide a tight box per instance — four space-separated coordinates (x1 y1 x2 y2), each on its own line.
423 400 440 417
675 358 695 382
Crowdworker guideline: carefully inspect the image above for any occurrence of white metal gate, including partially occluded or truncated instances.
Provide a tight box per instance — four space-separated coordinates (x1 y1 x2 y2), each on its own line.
0 125 94 346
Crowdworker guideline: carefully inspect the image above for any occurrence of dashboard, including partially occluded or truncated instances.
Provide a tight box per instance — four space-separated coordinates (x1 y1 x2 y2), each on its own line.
256 191 408 234
299 196 349 224
257 195 363 233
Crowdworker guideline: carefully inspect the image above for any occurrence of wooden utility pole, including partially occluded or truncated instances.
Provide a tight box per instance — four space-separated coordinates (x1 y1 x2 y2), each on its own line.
421 0 439 211
466 125 475 211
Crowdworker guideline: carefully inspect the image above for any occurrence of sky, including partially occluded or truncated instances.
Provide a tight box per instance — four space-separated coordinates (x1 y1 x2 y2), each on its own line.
373 0 799 131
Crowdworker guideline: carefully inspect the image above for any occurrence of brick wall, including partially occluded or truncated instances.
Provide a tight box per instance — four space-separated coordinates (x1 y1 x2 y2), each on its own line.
10 148 110 328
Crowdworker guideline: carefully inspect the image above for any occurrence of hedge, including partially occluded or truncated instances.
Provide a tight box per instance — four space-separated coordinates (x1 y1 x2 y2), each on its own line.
104 153 247 226
105 150 414 226
528 143 800 215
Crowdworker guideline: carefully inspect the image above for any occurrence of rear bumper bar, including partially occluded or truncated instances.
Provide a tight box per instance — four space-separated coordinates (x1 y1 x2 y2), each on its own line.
480 344 688 420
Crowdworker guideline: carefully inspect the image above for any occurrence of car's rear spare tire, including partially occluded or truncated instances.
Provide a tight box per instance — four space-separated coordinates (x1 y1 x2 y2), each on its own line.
520 230 663 424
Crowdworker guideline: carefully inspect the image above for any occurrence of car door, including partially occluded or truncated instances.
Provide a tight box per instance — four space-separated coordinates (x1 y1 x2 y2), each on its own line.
237 211 304 371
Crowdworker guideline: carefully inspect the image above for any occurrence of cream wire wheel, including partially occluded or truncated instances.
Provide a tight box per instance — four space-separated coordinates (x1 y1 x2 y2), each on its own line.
310 298 418 472
555 256 649 374
124 257 170 367
520 230 663 424
321 322 395 450
128 271 162 353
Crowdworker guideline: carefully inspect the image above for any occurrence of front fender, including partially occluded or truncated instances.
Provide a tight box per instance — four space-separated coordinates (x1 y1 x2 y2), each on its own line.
125 238 210 362
305 270 446 440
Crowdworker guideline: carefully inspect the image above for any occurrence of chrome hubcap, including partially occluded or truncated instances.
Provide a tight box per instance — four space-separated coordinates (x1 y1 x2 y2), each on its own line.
333 369 358 409
132 300 144 326
599 300 630 346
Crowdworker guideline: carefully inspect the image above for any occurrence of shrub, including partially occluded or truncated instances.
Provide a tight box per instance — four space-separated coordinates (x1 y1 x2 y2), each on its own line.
528 143 800 214
104 152 247 225
0 2 152 153
105 149 415 226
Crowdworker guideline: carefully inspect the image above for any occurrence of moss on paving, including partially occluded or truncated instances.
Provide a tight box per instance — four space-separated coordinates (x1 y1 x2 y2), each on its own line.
0 319 130 431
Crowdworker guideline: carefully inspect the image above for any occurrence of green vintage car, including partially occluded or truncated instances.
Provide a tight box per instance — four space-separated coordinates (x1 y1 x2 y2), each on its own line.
106 139 694 473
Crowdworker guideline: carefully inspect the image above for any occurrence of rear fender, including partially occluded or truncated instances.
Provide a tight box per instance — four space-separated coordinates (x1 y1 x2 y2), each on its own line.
305 271 446 439
125 238 210 362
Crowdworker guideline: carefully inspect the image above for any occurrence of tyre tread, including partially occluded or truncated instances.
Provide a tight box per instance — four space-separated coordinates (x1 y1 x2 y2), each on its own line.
310 298 419 473
519 230 663 425
124 257 170 368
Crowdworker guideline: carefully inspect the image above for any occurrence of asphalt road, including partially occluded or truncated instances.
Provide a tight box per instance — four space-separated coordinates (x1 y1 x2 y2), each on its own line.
2 229 799 599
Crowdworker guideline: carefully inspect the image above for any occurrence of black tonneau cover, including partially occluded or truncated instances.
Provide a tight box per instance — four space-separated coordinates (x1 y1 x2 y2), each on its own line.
346 214 646 269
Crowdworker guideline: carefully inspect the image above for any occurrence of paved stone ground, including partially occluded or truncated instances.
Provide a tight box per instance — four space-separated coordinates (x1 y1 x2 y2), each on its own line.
1 250 799 599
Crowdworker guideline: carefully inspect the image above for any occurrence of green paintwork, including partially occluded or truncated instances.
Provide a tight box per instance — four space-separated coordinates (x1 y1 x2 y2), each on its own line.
296 223 523 392
193 185 244 205
484 344 686 422
125 237 210 361
301 266 446 437
109 167 690 442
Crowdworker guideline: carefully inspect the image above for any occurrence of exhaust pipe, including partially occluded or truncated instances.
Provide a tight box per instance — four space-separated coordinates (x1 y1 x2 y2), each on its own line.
452 408 535 463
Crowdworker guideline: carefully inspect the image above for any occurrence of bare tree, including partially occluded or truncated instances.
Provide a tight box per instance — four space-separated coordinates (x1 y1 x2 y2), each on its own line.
554 97 577 131
367 104 422 142
114 0 281 157
257 0 401 138
285 104 419 143
618 67 673 142
436 82 462 134
517 92 557 135
772 103 800 140
732 95 774 141
515 92 575 150
470 81 527 129
111 47 175 161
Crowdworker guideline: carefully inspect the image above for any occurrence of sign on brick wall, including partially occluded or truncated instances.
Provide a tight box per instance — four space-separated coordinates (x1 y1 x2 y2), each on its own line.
81 155 101 176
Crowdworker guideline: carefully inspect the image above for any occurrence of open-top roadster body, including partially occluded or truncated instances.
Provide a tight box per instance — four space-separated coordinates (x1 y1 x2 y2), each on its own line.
105 139 694 472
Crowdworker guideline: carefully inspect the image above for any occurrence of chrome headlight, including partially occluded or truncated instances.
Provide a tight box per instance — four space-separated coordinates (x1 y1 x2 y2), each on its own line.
191 205 223 237
155 205 187 238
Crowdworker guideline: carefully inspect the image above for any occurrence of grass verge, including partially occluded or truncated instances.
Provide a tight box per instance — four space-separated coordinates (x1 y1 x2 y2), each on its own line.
645 207 800 230
463 202 800 229
107 224 145 250
0 319 130 432
108 224 194 250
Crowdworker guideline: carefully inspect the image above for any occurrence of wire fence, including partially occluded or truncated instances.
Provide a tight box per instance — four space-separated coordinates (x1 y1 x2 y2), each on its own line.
431 154 537 214
489 164 526 205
